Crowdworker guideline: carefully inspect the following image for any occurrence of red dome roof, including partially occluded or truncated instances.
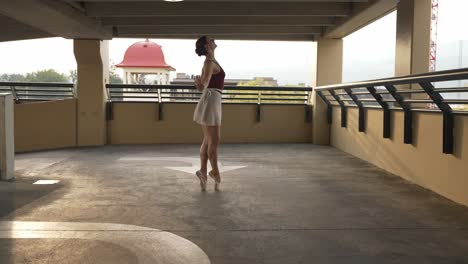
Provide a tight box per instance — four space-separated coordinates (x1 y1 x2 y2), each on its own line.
116 39 175 70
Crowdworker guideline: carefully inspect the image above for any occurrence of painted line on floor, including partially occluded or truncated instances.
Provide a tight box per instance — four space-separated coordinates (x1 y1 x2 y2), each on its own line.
0 221 210 264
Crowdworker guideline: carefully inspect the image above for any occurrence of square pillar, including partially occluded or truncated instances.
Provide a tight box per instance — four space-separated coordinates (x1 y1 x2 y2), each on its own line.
312 38 343 145
74 40 109 146
0 94 14 180
395 0 432 76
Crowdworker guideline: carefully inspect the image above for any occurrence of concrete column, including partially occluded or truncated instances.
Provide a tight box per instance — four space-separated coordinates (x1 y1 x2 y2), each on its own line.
0 94 14 180
312 38 343 145
74 39 109 146
395 0 432 77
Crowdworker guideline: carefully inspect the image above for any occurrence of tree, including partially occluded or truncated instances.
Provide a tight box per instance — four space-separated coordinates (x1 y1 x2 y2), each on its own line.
109 62 123 84
238 77 271 87
69 69 77 83
226 77 272 103
110 73 123 84
0 73 26 82
229 78 309 104
24 69 68 82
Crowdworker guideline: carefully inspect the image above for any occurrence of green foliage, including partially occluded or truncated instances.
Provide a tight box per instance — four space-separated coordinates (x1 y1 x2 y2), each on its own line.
0 73 26 82
69 70 77 83
24 69 69 82
110 72 123 84
238 77 271 87
227 78 309 104
109 62 123 84
1 69 69 82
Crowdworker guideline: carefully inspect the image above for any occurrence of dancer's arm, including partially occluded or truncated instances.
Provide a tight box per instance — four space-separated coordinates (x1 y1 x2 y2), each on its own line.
194 61 214 91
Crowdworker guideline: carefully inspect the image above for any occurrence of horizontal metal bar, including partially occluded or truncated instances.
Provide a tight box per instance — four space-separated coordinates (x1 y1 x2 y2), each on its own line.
107 84 313 92
110 90 159 94
436 87 468 93
346 91 371 95
111 95 158 99
389 89 425 94
444 99 468 103
333 92 347 96
14 88 73 92
315 68 468 91
16 94 73 97
328 104 468 115
358 98 377 102
18 98 73 102
404 99 434 103
0 82 73 88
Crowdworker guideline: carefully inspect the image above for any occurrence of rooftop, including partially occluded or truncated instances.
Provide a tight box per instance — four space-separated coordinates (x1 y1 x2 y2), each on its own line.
3 144 468 263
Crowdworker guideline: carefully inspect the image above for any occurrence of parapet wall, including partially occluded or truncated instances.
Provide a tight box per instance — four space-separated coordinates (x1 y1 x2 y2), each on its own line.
15 99 77 152
108 103 312 144
330 107 468 206
14 101 312 152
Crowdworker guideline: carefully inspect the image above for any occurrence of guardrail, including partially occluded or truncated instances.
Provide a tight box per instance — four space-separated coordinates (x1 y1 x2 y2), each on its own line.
0 82 75 102
106 84 313 122
315 68 468 154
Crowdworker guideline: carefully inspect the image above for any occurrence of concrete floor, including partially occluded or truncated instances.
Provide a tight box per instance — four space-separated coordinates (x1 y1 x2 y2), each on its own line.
1 144 468 263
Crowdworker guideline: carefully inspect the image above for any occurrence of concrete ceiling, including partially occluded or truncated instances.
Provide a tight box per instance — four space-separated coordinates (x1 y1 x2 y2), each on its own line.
0 0 398 42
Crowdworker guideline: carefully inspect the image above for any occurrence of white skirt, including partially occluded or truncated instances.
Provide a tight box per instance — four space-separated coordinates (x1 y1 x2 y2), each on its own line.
193 88 222 126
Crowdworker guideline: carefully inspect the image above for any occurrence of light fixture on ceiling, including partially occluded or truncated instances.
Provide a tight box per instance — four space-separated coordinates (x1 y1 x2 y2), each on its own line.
164 0 184 2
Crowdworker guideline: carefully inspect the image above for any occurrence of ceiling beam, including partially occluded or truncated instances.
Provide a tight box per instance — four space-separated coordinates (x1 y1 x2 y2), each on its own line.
74 0 367 2
115 25 323 36
85 2 352 17
324 0 398 38
102 16 336 27
116 34 315 41
0 14 52 42
0 0 112 39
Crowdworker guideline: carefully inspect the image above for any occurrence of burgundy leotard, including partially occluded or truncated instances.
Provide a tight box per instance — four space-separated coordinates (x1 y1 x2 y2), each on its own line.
208 61 225 90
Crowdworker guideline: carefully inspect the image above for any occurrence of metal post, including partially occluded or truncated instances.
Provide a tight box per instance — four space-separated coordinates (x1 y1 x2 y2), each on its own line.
256 90 261 122
157 88 163 121
329 90 347 128
344 88 365 132
419 82 453 154
10 86 19 104
403 109 413 144
316 91 332 124
385 85 413 144
367 86 391 138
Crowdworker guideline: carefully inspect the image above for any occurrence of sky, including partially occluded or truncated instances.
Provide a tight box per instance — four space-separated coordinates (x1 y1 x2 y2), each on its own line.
342 0 468 82
0 0 466 85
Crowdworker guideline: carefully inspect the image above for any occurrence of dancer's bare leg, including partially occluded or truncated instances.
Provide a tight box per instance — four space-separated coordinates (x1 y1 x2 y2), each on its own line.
206 125 221 185
195 127 209 191
200 128 209 176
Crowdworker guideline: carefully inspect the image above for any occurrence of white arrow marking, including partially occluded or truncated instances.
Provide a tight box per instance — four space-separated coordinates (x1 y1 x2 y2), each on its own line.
119 157 247 174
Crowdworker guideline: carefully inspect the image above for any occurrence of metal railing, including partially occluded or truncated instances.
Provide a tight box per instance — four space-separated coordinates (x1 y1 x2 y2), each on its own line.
0 82 75 103
106 84 313 122
315 68 468 154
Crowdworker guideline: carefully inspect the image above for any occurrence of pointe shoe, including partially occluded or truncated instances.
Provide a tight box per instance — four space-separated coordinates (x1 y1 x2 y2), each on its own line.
208 171 221 191
195 170 207 191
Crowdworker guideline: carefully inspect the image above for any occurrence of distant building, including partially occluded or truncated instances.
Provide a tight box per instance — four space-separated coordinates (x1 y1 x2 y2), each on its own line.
171 73 278 86
116 39 175 85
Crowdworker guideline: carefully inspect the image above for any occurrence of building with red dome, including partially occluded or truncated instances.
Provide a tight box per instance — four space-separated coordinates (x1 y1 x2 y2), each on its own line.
116 39 175 85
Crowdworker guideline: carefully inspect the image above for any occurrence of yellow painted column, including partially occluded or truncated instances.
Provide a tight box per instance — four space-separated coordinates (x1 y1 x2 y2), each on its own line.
74 40 109 146
312 38 343 145
395 0 432 76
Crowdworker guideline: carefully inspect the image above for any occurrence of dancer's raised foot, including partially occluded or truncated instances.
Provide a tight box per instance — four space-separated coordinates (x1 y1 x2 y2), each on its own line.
208 171 221 191
195 170 207 191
